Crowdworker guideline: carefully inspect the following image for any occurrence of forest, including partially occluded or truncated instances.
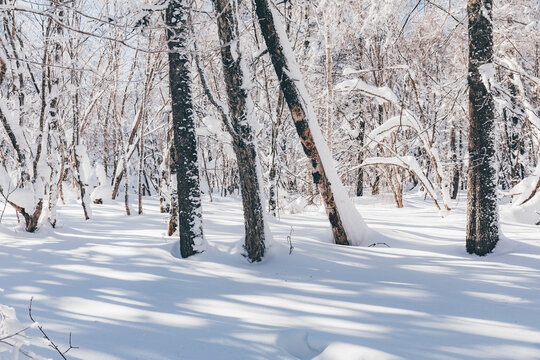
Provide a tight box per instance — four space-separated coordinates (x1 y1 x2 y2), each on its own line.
0 0 539 359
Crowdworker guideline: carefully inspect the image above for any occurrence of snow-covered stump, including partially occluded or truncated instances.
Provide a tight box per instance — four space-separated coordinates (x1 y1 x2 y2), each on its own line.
254 0 369 246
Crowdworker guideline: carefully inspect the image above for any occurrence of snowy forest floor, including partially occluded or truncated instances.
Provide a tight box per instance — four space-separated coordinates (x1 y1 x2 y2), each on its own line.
1 192 539 360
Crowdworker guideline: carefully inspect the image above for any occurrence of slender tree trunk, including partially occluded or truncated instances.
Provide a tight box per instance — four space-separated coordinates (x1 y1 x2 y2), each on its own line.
123 153 131 216
268 112 280 215
166 0 204 258
47 1 64 228
450 121 460 199
356 119 365 197
466 0 499 255
71 54 90 220
324 19 333 150
167 144 178 236
138 113 145 215
213 0 267 261
200 146 213 202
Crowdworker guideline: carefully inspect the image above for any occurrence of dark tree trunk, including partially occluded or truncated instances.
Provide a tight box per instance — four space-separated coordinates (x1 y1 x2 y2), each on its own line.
466 0 499 255
450 123 460 200
356 119 365 197
254 0 352 245
213 0 266 261
168 144 178 236
166 0 204 258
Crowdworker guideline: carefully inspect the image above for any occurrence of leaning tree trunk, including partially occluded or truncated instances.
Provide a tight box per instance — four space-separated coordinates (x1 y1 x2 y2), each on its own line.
213 0 267 262
466 0 499 255
166 0 204 258
254 0 369 246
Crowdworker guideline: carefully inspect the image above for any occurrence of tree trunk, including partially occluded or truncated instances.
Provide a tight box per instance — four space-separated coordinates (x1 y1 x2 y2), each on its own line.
324 19 333 150
46 2 64 228
254 0 369 245
213 0 267 261
356 119 365 197
450 120 460 200
466 0 499 255
166 0 204 258
138 113 145 215
0 48 43 232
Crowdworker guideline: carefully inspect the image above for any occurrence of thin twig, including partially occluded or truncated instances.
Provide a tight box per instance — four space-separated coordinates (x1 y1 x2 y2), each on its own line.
29 298 77 360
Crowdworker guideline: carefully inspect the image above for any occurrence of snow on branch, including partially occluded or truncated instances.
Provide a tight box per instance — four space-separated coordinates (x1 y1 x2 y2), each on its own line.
360 156 442 210
334 78 399 104
365 113 422 149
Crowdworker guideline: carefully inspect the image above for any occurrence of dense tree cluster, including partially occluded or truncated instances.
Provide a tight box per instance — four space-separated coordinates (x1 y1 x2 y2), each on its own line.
0 0 538 258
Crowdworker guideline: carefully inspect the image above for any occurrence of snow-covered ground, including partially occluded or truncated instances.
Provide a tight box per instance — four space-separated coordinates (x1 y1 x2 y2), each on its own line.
1 192 539 360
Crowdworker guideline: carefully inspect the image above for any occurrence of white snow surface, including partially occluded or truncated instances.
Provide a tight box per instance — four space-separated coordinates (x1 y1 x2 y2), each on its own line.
0 193 539 359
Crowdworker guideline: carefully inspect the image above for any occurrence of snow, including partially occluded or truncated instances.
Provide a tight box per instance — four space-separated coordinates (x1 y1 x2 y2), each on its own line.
1 193 539 359
90 185 113 204
0 305 49 360
479 63 495 93
75 145 97 189
6 188 37 214
334 78 399 104
366 113 421 149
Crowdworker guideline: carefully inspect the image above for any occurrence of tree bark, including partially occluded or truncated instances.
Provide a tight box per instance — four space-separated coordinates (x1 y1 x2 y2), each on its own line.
466 0 499 255
356 119 365 197
254 0 356 245
450 121 460 200
166 0 204 258
213 0 267 261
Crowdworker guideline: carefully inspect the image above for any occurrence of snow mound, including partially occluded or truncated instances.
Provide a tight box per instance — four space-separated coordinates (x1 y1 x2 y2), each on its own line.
91 185 112 204
276 330 320 359
313 342 402 360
